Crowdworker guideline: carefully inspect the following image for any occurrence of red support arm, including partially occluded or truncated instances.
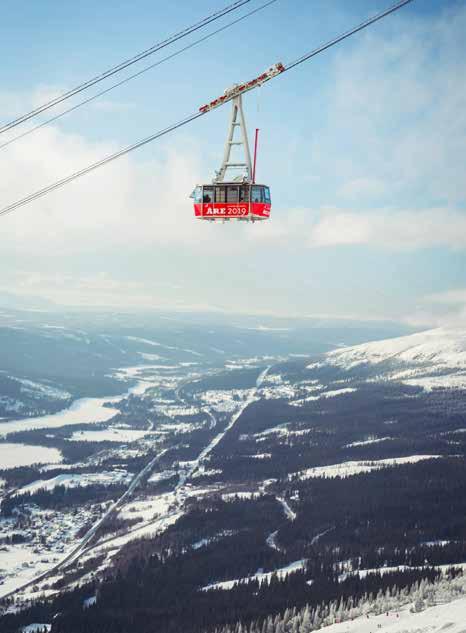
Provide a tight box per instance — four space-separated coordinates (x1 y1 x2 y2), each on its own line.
252 128 259 183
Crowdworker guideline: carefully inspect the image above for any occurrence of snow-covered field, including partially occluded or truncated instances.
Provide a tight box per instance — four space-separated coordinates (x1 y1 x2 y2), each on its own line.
404 374 466 391
339 563 466 582
202 559 307 591
290 455 442 480
321 593 466 633
93 510 182 554
289 387 357 407
14 378 71 402
148 469 177 484
345 437 393 448
118 492 175 523
18 471 132 495
69 428 154 443
0 443 62 469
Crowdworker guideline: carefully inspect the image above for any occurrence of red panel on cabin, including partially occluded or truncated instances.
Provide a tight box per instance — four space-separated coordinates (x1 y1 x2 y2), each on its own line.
194 203 271 219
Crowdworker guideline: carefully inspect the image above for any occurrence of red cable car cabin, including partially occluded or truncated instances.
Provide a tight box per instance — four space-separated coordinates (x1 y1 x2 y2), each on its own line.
191 70 281 223
193 183 271 221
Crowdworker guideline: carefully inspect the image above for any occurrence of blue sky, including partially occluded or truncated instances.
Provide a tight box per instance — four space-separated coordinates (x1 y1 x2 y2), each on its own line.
1 0 465 325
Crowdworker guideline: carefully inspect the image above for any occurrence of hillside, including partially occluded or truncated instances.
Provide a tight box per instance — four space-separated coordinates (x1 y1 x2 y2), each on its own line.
327 327 466 390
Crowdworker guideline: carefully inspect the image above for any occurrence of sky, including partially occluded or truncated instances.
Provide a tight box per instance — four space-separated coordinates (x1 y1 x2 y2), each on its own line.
1 0 465 326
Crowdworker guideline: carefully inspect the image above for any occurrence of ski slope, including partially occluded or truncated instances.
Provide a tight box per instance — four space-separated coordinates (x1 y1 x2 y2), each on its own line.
202 559 307 591
322 594 466 633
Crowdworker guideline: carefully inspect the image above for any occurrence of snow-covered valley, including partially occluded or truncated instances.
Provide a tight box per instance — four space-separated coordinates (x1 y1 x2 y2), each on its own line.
1 319 466 633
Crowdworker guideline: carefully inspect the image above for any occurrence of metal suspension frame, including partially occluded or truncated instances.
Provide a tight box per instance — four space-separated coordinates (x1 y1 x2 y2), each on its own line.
214 94 253 184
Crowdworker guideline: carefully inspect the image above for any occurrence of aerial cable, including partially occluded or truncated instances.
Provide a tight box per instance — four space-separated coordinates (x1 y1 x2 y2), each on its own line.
0 0 253 136
284 0 415 71
0 0 415 220
0 0 279 153
0 111 205 219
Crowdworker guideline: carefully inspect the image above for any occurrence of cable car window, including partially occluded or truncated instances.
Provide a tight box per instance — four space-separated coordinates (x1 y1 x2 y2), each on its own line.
215 186 226 203
191 186 202 203
264 187 271 203
227 186 239 203
251 186 263 203
203 186 213 203
239 186 250 202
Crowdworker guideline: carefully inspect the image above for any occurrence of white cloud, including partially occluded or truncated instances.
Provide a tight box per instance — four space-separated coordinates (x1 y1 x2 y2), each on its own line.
404 288 466 328
307 208 466 250
254 5 466 253
0 125 261 256
1 271 209 310
309 4 466 208
339 178 385 199
0 85 64 119
427 289 466 306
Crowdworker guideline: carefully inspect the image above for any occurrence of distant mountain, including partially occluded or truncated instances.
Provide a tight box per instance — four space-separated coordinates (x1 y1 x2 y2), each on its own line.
325 327 466 391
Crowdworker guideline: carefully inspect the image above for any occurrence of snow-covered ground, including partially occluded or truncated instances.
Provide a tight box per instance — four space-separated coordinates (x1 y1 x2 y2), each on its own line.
321 593 466 633
326 327 466 371
260 379 298 400
92 509 182 554
22 624 51 633
148 469 177 484
0 443 62 469
320 328 466 393
345 437 393 448
18 471 132 495
338 563 466 582
276 496 297 521
199 388 255 413
202 559 307 591
0 503 106 598
69 428 154 443
404 374 466 391
118 492 175 523
290 387 357 407
248 423 313 443
14 378 71 402
290 455 442 480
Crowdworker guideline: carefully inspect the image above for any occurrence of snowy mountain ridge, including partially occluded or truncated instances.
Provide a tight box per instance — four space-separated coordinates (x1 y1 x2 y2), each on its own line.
316 327 466 391
326 327 466 370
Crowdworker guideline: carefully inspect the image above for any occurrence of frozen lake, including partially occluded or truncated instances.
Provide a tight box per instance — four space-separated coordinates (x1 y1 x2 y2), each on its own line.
0 371 158 439
0 396 121 438
0 443 62 469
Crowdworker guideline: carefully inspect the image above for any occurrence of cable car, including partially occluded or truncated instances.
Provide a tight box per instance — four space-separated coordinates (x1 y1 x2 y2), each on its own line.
192 183 271 221
190 66 284 222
